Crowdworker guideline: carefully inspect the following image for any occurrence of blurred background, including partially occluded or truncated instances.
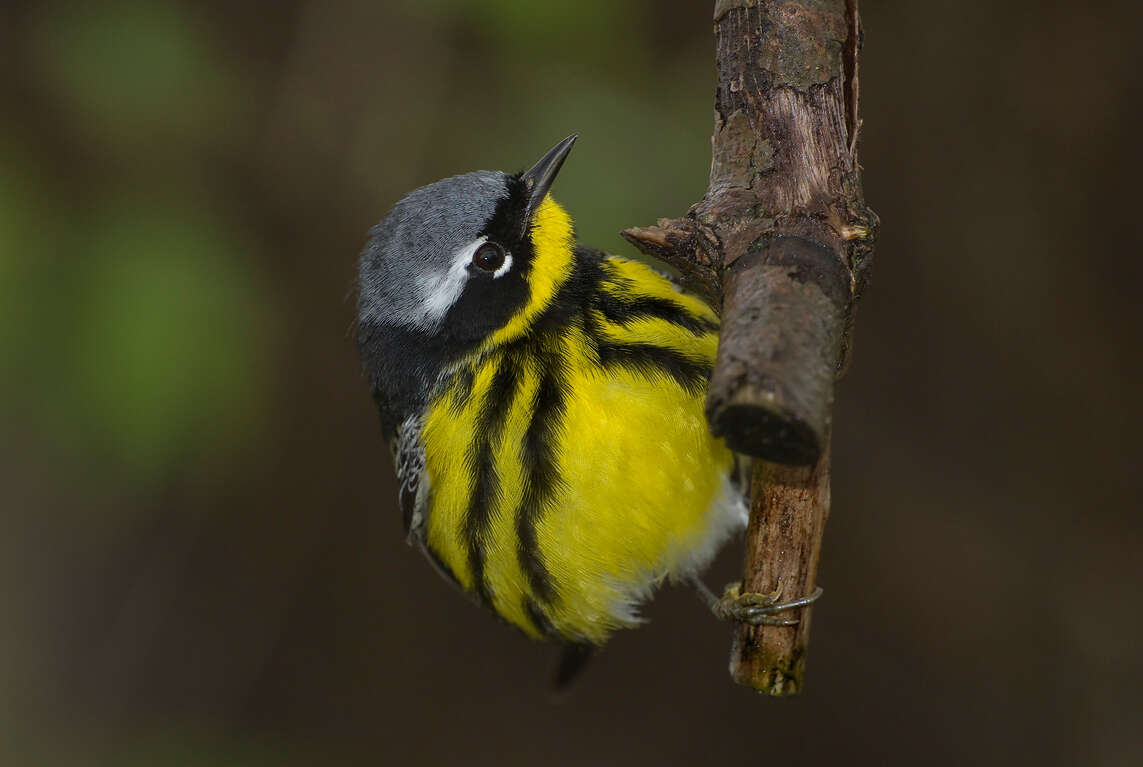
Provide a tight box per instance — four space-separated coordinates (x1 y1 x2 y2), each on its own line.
3 0 1141 764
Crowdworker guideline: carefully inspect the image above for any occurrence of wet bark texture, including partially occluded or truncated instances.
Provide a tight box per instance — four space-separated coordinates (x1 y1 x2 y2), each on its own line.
623 0 875 694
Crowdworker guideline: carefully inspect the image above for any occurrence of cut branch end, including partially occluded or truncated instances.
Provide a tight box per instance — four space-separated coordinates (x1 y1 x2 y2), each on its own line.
709 395 821 466
620 219 720 304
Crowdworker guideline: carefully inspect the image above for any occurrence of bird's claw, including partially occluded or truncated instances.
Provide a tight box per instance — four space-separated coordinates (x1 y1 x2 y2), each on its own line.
715 582 823 626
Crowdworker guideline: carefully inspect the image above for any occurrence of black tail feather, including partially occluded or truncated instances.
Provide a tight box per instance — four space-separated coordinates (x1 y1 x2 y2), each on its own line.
553 643 594 692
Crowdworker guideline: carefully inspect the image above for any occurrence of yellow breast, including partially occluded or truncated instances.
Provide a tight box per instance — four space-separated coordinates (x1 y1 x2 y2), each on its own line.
419 254 740 644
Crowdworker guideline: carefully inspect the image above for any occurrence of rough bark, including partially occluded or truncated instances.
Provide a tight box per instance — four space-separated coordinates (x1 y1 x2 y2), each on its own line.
622 0 875 693
729 439 831 693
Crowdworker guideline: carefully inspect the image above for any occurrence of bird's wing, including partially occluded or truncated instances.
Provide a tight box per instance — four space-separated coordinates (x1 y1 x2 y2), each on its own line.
393 414 468 593
393 414 428 543
585 245 689 292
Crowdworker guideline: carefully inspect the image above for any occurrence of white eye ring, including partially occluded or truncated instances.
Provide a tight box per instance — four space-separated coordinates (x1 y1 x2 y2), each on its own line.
471 240 513 278
491 252 513 279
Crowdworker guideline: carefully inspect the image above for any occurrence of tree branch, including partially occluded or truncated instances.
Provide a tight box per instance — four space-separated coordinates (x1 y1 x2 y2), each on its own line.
623 0 875 693
730 439 831 693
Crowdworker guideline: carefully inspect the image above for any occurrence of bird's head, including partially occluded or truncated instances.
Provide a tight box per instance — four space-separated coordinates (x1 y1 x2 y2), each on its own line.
357 135 578 354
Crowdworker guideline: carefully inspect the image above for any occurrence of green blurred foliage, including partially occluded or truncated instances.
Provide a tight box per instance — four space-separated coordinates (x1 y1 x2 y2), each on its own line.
5 1 272 486
1 188 271 483
30 0 243 152
71 202 269 477
0 140 51 320
448 0 639 67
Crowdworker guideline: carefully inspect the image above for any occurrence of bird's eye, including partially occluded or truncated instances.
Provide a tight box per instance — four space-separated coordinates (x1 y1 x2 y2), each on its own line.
472 242 506 272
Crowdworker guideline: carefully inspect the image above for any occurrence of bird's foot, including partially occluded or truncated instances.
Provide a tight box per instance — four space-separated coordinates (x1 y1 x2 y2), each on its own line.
714 581 823 626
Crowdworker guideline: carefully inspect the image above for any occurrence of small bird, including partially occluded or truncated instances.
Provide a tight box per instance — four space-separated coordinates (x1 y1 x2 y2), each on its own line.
356 136 814 684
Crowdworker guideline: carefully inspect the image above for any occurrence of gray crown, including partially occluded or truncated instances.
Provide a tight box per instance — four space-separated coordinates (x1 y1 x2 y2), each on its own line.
358 170 509 330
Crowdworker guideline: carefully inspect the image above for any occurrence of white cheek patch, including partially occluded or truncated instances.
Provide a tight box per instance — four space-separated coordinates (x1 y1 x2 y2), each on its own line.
411 237 516 329
414 236 486 329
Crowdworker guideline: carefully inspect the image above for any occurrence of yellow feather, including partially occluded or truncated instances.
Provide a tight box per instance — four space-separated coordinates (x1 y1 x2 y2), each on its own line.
483 355 544 637
421 357 498 592
590 309 719 365
538 326 732 641
482 196 574 351
602 256 719 323
420 199 736 643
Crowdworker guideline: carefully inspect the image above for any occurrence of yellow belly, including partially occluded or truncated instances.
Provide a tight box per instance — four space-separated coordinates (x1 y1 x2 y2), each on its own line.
419 255 739 643
536 348 735 640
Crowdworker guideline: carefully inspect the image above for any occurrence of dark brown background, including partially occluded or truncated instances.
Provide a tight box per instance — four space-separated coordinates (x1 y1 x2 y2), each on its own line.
3 1 1141 764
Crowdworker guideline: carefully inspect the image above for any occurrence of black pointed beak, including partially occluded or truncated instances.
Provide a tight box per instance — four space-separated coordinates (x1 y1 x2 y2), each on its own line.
522 134 577 215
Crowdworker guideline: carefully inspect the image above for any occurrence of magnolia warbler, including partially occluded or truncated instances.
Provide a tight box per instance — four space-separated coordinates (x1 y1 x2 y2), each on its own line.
356 136 818 684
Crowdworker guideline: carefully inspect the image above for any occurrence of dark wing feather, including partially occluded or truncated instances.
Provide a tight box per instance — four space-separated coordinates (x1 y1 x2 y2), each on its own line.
392 415 427 542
